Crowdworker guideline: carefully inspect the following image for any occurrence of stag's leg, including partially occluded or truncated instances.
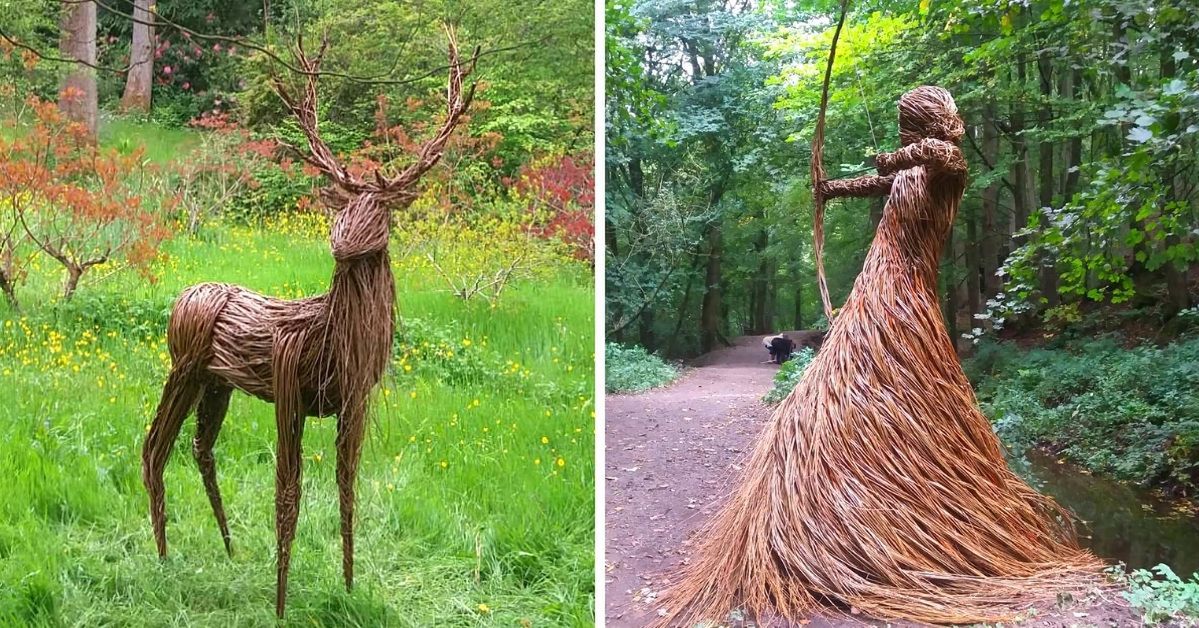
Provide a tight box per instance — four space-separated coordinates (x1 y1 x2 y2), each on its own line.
272 333 306 618
193 384 234 556
274 409 305 617
143 366 204 558
336 399 368 591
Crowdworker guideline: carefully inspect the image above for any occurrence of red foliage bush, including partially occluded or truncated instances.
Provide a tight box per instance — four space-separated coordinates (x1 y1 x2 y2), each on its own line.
514 153 595 262
0 95 172 300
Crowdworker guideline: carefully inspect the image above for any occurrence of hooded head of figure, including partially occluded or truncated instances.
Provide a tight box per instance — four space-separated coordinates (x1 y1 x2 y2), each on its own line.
898 85 965 147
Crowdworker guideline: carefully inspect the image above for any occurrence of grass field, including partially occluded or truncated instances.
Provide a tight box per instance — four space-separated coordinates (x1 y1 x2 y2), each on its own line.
0 131 595 625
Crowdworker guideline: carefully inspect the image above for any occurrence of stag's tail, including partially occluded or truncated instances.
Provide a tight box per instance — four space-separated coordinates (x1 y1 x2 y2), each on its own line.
166 283 237 369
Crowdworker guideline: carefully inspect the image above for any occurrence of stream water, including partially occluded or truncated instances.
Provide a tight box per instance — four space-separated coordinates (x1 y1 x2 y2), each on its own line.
1019 449 1199 578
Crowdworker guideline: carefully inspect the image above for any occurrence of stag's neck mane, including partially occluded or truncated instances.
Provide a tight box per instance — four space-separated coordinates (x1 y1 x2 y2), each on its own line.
322 190 396 409
327 191 396 309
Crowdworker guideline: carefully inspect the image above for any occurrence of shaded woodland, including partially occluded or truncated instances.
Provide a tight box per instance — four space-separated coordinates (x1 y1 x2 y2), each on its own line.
606 0 1199 357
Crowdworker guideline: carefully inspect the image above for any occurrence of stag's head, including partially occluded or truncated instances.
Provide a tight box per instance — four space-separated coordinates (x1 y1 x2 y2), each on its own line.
271 27 479 212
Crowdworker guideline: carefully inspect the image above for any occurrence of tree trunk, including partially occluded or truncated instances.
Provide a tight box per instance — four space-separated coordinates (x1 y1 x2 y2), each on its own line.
699 219 723 354
1159 47 1193 315
1037 52 1059 307
121 0 155 112
1010 62 1033 247
764 261 777 332
59 0 98 139
965 204 981 319
604 217 623 342
1036 56 1054 208
1009 62 1039 329
0 271 18 311
669 259 700 356
1061 70 1084 199
981 106 1002 297
638 308 656 353
1163 232 1191 316
63 265 83 300
1112 15 1131 87
751 230 769 333
943 231 959 348
793 282 803 330
1110 11 1132 153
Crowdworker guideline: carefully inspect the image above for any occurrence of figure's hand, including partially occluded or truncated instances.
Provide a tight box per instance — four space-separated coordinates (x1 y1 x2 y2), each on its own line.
816 179 835 198
874 152 897 176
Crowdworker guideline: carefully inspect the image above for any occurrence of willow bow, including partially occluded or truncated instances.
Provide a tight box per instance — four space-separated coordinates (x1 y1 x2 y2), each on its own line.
811 0 850 322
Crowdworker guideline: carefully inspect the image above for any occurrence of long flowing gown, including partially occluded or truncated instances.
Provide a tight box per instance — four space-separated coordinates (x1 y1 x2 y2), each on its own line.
656 136 1104 626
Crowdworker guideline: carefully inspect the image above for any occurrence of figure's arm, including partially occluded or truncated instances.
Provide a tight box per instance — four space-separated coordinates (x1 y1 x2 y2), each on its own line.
875 138 967 176
817 173 895 199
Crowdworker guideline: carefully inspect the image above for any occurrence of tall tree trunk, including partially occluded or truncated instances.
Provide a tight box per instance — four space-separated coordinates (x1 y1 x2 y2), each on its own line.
1110 11 1132 153
606 159 641 342
604 215 623 342
1159 47 1192 315
669 258 701 356
965 204 981 319
1037 52 1059 306
699 186 725 353
1010 61 1034 247
1112 15 1131 87
59 0 98 139
981 106 1002 297
793 282 803 330
751 230 769 333
747 286 757 335
764 260 777 332
943 231 959 348
121 0 155 112
638 308 656 353
1061 70 1083 199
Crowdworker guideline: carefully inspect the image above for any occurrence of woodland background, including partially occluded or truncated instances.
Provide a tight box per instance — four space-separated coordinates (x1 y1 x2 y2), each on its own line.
606 0 1198 354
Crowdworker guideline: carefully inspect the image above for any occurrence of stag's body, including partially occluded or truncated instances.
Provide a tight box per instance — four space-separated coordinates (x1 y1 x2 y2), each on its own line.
143 194 395 615
168 194 394 412
141 33 476 617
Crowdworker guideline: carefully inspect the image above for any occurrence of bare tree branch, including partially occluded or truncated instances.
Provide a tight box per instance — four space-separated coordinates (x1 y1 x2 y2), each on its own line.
44 0 542 85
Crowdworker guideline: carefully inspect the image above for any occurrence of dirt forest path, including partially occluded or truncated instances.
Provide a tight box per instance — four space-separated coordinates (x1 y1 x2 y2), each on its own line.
604 334 1139 628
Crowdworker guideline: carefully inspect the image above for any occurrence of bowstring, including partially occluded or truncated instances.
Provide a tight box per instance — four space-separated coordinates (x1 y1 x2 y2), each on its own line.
812 0 851 323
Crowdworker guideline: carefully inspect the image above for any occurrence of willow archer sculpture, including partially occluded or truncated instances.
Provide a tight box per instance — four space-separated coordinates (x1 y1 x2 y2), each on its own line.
654 86 1105 626
141 33 478 617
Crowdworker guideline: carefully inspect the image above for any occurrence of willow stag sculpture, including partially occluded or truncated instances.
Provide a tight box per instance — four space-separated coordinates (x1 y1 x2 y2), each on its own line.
655 84 1105 626
141 33 478 616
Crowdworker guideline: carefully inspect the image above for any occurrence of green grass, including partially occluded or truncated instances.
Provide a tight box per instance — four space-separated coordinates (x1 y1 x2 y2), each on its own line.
0 220 595 626
99 115 201 164
0 111 199 164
